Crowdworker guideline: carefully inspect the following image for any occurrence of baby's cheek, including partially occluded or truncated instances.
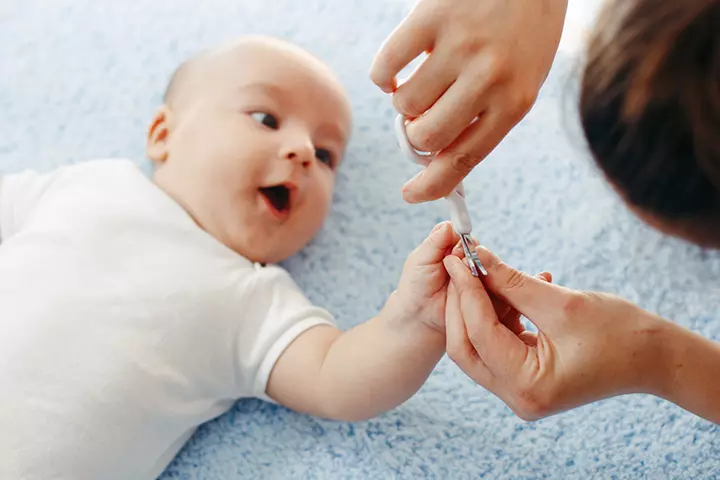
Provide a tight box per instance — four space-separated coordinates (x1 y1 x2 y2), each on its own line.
307 197 330 228
316 177 334 211
300 191 331 240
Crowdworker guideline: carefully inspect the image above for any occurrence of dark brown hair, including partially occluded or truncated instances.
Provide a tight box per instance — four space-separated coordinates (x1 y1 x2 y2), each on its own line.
580 0 720 245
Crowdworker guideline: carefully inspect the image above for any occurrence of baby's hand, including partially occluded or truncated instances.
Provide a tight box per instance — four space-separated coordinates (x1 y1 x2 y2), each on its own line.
392 221 461 333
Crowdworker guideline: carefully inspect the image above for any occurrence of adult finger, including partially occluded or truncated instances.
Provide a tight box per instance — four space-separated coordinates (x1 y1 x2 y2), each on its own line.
392 47 457 118
401 108 503 203
518 331 538 347
443 107 507 166
500 272 552 335
403 77 490 157
370 12 436 94
475 247 567 329
444 279 495 389
443 255 528 374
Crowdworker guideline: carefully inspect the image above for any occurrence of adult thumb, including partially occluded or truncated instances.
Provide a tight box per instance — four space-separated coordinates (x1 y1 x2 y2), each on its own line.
402 154 475 204
475 246 564 325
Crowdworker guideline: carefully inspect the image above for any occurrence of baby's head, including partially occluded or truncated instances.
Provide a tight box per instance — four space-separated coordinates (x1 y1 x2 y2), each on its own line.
580 0 720 247
147 36 352 263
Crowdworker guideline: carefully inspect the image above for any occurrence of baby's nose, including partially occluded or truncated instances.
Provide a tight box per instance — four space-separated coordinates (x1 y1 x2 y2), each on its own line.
282 142 314 168
285 150 311 168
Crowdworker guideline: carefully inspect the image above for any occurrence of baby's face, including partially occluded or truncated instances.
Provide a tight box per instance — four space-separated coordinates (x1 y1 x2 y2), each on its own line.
149 38 351 263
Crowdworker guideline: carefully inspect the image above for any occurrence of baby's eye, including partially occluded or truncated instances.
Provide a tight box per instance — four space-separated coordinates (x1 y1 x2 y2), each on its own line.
315 148 334 167
250 112 279 130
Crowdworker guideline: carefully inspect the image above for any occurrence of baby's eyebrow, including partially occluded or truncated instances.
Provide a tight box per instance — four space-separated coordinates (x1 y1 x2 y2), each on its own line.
317 122 348 147
237 82 349 145
236 83 289 101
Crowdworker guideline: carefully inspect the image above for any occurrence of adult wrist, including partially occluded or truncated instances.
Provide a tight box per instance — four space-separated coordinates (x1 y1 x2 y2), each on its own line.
636 314 681 398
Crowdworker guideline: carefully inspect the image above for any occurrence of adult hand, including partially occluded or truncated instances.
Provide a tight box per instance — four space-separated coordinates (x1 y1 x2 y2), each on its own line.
371 0 568 203
442 247 667 420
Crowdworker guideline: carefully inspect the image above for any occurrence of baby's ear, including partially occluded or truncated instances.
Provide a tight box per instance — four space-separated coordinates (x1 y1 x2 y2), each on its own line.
146 105 172 164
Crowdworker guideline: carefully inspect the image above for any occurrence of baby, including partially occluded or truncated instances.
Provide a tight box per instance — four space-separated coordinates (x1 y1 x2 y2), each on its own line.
0 37 462 479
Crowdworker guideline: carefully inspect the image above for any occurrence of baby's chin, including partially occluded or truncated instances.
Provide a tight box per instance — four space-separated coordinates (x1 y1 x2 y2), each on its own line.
239 244 299 265
221 226 312 265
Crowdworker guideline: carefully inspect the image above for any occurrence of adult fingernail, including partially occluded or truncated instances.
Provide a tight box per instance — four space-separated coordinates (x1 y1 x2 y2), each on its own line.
536 271 552 283
403 188 425 203
475 246 499 270
402 171 425 202
402 189 418 203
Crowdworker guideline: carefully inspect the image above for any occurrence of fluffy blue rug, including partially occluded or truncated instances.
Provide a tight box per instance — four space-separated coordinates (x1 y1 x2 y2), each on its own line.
1 1 718 478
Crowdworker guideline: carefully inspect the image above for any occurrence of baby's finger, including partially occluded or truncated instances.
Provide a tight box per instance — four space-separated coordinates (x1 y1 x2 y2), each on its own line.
452 240 465 258
408 221 460 266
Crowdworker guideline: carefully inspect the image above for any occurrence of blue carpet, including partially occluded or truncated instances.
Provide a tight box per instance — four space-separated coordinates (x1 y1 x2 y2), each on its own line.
1 1 719 478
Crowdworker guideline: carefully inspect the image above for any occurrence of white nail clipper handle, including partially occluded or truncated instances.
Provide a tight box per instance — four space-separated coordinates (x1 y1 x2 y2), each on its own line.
446 184 472 235
394 114 473 235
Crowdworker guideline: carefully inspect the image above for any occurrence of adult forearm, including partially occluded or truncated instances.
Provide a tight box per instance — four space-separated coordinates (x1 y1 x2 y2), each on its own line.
651 319 720 424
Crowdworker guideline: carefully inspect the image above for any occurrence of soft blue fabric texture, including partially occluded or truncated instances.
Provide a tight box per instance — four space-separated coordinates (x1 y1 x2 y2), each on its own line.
1 1 719 478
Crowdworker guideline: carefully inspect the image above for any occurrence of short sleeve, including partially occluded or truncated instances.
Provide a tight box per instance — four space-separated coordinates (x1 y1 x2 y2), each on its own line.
235 265 335 401
0 168 60 242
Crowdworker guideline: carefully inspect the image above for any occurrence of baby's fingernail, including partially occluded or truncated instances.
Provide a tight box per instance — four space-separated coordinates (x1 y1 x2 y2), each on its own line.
443 256 461 275
475 246 499 270
447 256 471 276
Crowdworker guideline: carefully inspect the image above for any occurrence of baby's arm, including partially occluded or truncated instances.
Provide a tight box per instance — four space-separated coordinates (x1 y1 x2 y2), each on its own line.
267 223 460 421
267 297 444 421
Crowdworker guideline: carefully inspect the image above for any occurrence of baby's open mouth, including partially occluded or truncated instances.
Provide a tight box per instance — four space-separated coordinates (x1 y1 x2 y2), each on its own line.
259 185 291 217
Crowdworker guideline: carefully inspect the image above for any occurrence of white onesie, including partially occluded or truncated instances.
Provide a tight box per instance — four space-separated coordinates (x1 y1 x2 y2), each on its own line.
0 159 334 480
